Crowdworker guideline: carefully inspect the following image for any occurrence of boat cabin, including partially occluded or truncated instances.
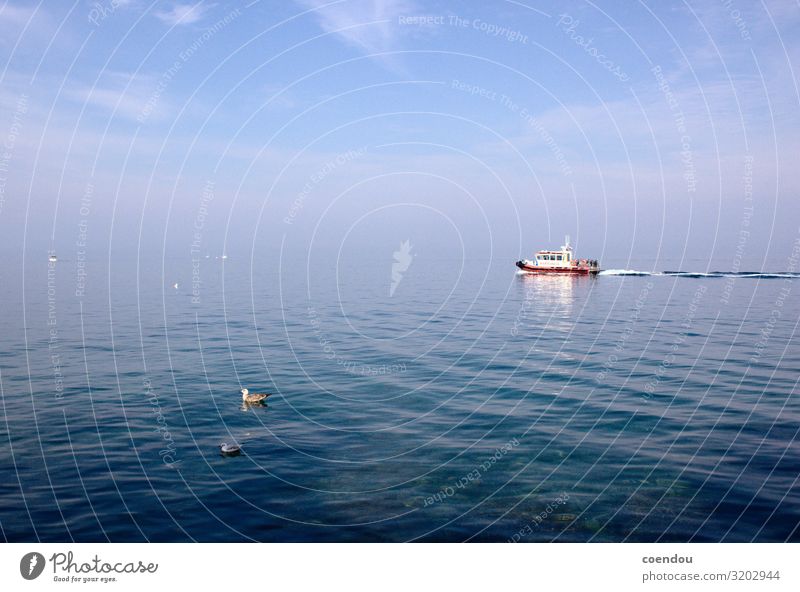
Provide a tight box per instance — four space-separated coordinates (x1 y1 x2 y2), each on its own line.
534 238 573 268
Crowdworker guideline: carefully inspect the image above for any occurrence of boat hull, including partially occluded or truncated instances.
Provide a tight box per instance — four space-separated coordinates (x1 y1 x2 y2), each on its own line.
516 261 598 275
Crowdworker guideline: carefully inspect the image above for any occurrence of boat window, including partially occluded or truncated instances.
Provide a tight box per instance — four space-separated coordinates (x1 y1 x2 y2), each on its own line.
556 254 562 260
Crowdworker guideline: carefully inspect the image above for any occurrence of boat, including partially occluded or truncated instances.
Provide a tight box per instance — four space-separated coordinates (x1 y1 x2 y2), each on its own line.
48 254 57 263
516 236 599 275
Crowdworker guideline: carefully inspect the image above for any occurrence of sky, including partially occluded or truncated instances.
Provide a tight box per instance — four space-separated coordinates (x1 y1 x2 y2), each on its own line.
1 0 799 266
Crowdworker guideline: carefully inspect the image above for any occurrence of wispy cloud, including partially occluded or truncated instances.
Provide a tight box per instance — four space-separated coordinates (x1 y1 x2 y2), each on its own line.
64 72 169 122
154 2 212 26
295 0 416 60
0 2 36 24
0 2 52 45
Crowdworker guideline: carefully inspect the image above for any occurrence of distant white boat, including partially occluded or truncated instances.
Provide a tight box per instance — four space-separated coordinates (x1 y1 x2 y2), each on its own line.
48 254 57 263
221 254 228 260
516 235 599 275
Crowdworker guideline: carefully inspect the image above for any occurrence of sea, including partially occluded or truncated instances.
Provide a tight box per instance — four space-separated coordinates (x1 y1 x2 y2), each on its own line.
1 252 799 542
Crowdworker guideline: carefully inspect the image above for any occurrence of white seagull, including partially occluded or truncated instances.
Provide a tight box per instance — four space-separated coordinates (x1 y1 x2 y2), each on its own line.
241 388 271 404
219 442 241 456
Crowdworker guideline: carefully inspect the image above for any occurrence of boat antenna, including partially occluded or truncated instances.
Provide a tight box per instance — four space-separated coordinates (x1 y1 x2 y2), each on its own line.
563 234 571 250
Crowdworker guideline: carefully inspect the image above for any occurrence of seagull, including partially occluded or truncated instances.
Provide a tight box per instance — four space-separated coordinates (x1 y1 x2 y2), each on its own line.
219 442 241 456
241 388 271 404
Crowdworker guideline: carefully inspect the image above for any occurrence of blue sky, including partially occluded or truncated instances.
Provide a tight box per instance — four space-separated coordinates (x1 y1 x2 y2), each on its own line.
1 0 799 265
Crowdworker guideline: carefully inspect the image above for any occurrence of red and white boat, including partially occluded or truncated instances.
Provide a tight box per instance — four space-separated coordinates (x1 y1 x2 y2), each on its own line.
516 236 599 275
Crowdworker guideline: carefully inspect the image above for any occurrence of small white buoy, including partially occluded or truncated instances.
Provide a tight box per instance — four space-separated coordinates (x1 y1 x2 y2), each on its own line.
220 442 241 456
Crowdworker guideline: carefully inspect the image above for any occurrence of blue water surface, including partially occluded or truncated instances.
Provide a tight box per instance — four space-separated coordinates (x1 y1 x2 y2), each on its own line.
1 253 798 542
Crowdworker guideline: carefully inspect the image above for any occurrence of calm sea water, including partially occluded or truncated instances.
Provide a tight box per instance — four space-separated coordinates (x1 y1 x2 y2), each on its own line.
1 253 799 542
